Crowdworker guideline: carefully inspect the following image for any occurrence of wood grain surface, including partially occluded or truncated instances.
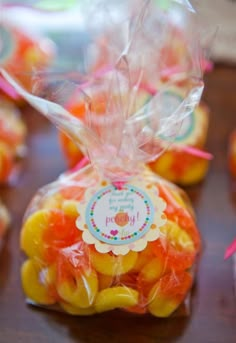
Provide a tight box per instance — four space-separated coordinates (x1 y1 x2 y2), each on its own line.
0 64 236 343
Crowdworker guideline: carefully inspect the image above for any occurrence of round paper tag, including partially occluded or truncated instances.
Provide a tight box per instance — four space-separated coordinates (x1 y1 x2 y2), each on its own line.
86 184 154 246
76 174 167 255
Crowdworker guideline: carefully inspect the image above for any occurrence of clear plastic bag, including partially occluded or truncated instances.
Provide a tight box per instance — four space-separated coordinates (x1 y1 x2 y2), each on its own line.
21 165 200 317
149 101 211 185
0 8 54 102
48 3 212 185
1 0 203 316
0 97 27 183
59 95 211 185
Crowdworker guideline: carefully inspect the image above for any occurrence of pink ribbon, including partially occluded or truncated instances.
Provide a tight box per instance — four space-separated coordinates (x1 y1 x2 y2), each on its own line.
0 75 20 100
225 239 236 260
203 59 214 73
160 65 184 79
139 82 157 96
69 156 89 173
113 181 125 190
177 145 213 160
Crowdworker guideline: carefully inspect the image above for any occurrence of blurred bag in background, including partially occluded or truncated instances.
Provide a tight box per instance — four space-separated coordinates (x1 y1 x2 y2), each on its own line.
192 0 236 63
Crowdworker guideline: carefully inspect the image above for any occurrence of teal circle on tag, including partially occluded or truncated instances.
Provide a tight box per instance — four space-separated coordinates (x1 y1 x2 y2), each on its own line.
159 91 195 142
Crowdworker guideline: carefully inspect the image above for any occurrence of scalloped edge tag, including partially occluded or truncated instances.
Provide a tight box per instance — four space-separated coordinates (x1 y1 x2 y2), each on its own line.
76 176 167 255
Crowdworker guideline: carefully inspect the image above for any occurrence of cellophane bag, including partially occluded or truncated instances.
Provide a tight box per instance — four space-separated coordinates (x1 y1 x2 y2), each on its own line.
27 0 210 186
0 96 27 183
2 0 204 317
148 101 210 185
0 3 55 103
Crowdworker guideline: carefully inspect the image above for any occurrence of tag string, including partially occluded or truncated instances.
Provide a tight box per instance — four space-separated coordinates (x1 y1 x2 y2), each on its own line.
112 181 126 190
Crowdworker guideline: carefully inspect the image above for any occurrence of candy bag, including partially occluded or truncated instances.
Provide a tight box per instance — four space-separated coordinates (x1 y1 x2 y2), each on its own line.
50 0 212 185
0 97 27 183
20 164 200 317
149 100 211 185
0 8 54 103
59 95 211 185
2 0 203 317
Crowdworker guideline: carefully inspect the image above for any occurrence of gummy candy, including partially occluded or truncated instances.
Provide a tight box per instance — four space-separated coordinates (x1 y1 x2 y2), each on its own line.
20 168 200 317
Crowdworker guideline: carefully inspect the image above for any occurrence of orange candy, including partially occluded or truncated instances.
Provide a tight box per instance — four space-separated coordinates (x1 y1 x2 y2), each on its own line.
149 103 210 185
149 240 195 274
56 245 98 308
59 94 209 188
149 150 209 186
20 169 199 316
148 271 193 317
1 24 54 97
158 183 201 251
0 98 26 182
59 133 83 169
0 143 14 182
42 210 82 264
59 94 108 168
21 206 82 261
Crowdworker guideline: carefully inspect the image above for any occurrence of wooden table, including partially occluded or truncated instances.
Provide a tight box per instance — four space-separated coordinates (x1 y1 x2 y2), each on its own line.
0 64 236 343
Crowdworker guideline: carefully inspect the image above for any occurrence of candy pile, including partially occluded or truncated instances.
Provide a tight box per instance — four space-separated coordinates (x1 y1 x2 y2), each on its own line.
0 22 54 102
21 167 200 317
59 93 210 185
2 0 204 318
149 101 210 185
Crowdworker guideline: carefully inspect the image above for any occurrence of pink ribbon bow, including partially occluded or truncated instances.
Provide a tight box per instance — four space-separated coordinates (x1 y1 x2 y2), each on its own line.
225 239 236 260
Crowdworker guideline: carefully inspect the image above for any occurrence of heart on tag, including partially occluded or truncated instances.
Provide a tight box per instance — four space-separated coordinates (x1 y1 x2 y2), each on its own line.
110 230 118 236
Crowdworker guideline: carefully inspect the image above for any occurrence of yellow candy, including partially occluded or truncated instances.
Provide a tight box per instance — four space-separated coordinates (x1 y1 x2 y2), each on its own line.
24 46 43 65
169 188 187 209
132 248 154 273
148 292 180 318
179 159 209 186
94 286 139 313
98 273 113 290
62 200 80 218
90 250 138 276
169 186 195 217
57 269 98 308
147 272 192 317
21 259 56 305
150 153 176 182
60 302 96 316
20 209 50 259
160 220 195 253
139 258 165 283
45 264 57 286
42 194 63 210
